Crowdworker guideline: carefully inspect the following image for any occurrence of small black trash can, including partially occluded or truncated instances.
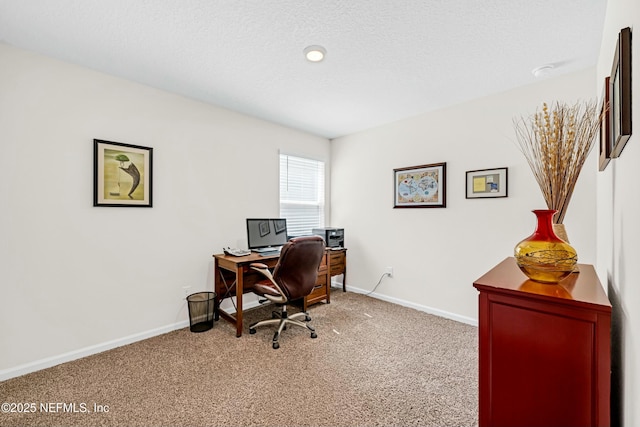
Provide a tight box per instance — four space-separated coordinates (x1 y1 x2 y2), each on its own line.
186 291 216 332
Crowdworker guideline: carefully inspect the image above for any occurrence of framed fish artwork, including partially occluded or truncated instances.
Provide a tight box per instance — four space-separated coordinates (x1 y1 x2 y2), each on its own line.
93 139 153 207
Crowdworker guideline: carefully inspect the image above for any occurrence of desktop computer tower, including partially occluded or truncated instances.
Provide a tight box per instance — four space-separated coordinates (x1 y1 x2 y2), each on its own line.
312 228 344 248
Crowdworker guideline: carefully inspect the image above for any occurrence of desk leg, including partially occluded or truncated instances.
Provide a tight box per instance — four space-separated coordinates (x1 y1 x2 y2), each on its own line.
214 259 221 321
213 258 243 336
235 265 243 337
325 270 331 304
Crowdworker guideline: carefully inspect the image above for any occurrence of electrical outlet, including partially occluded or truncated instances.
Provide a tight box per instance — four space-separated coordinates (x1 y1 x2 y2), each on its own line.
385 267 393 277
182 286 191 297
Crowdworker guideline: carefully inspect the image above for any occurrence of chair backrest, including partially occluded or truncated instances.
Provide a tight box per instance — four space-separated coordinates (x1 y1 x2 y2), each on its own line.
272 235 326 301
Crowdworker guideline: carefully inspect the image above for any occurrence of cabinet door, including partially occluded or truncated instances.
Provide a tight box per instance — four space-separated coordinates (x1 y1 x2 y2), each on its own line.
482 293 602 427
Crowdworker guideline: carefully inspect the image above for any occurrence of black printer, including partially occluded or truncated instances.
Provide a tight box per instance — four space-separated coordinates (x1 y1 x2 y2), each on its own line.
312 228 344 248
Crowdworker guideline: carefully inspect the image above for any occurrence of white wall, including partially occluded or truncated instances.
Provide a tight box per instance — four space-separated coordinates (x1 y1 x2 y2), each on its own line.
2 8 634 421
331 68 598 323
596 0 640 425
0 43 330 378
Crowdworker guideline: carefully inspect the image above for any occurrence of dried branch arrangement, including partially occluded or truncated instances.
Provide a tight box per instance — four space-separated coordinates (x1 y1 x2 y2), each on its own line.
513 100 602 224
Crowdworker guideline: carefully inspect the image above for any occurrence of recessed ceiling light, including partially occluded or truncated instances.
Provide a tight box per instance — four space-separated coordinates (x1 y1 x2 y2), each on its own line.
304 45 326 62
532 64 554 78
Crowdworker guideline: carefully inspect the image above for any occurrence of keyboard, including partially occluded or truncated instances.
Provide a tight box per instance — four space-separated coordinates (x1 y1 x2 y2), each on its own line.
253 246 282 254
258 251 280 257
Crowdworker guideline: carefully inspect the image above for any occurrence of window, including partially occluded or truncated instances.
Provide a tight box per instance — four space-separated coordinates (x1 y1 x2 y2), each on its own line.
279 154 325 236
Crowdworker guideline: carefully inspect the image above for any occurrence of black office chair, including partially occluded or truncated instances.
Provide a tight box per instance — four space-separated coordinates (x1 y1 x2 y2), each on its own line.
248 235 326 349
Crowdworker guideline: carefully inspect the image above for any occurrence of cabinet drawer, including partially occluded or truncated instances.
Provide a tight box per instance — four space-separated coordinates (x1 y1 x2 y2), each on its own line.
307 285 325 300
314 271 327 287
330 265 344 276
319 253 328 268
308 274 327 299
329 251 345 275
329 251 345 264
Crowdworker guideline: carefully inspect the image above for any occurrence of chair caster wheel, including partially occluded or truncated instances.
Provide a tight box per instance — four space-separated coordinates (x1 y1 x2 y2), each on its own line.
249 328 256 334
311 332 317 339
305 315 311 322
272 342 280 349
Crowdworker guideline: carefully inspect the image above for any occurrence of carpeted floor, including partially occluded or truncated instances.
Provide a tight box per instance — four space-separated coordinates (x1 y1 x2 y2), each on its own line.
0 291 478 427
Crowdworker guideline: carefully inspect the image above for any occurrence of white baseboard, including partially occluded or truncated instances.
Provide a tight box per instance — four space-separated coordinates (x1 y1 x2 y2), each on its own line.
1 288 475 383
0 320 190 383
347 285 478 327
0 298 268 382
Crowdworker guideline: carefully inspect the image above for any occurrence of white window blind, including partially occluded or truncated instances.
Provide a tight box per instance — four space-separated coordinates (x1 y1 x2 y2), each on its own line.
279 154 325 236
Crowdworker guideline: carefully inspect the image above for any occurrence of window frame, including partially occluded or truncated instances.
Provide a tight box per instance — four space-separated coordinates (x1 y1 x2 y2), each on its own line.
279 153 326 237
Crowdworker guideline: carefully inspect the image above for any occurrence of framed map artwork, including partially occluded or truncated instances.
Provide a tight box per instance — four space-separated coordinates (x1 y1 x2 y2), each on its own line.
394 162 446 208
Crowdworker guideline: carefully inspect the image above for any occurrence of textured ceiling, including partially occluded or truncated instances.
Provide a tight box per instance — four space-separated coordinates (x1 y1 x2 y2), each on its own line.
0 0 607 139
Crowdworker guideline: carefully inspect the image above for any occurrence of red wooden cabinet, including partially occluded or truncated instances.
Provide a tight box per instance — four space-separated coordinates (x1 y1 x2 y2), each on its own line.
473 257 611 427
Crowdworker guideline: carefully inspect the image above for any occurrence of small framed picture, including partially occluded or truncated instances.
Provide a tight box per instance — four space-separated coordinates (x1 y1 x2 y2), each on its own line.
610 27 632 158
599 76 612 172
465 167 508 199
394 162 446 208
259 220 270 237
273 219 287 234
93 139 153 207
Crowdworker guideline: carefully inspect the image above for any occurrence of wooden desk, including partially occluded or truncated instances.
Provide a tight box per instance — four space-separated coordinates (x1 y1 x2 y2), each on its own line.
213 250 330 337
473 257 611 427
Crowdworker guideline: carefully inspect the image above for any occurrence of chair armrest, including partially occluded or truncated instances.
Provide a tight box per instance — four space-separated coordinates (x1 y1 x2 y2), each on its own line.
250 262 269 269
250 263 286 303
250 263 275 282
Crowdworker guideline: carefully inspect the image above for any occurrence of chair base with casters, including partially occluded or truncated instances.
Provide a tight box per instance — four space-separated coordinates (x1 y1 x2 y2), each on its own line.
249 303 317 349
247 236 325 349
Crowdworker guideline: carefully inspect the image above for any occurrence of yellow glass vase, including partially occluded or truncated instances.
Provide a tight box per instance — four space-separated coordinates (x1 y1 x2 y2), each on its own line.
514 210 578 283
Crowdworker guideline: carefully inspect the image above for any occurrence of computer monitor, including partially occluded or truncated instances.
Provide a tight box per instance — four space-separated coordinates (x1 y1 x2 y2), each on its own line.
246 218 288 251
